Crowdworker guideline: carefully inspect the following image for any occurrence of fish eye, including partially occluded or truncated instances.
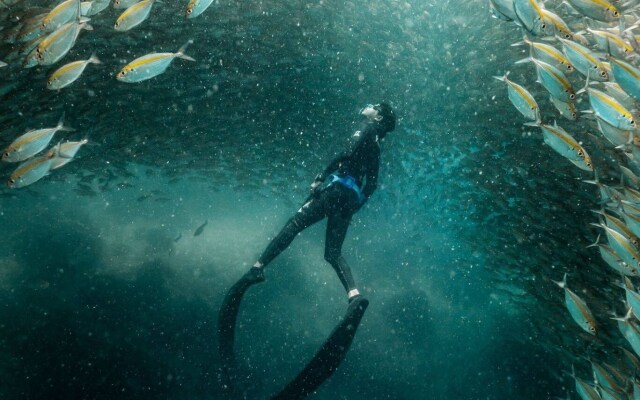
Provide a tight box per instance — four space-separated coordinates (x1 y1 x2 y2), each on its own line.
565 34 571 39
613 10 619 17
186 8 192 15
569 93 575 100
572 113 577 118
600 70 607 77
578 150 584 157
2 152 8 158
47 80 52 86
8 178 14 185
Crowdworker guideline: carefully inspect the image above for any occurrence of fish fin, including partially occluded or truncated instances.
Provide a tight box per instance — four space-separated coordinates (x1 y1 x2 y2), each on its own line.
576 69 591 95
82 23 93 31
57 112 75 132
514 56 533 65
88 53 101 64
611 307 634 322
492 71 509 82
176 39 196 62
523 120 541 127
552 273 567 289
585 233 601 248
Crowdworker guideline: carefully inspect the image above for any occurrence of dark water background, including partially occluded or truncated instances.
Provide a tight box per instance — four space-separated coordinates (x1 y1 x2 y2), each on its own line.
0 0 612 398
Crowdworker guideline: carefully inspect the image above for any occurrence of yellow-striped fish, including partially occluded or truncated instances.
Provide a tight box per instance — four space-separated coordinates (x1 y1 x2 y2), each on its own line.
593 222 640 269
493 71 540 122
117 40 195 83
540 8 573 39
3 115 74 162
529 122 593 171
33 18 93 66
557 37 608 81
610 58 640 101
114 0 157 31
530 58 576 102
553 273 597 335
588 28 634 58
113 0 138 9
47 54 101 89
566 0 620 22
588 88 636 130
186 0 214 19
514 38 574 74
46 139 88 169
7 152 54 189
41 0 81 33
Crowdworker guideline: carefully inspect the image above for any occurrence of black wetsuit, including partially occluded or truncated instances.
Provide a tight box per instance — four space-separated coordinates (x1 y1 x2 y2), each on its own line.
257 120 385 293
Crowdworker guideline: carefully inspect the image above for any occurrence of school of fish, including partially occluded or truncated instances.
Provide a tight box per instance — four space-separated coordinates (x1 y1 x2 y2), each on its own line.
490 0 640 398
0 0 207 188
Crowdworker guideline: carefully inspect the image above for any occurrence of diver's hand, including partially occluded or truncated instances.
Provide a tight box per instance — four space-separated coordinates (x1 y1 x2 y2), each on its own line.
310 179 322 196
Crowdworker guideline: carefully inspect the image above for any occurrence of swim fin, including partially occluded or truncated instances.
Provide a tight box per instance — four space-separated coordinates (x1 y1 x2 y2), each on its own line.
270 297 369 399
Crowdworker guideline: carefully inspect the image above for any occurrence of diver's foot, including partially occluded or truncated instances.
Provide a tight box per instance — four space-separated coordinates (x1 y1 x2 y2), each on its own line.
347 289 361 304
241 267 265 284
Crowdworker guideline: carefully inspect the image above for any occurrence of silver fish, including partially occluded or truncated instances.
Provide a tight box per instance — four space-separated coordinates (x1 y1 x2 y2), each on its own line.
588 88 636 130
610 58 640 101
2 114 74 162
7 153 54 188
114 0 157 31
32 19 93 66
186 0 214 19
549 95 578 121
46 139 88 169
47 54 101 90
493 72 540 122
566 0 621 22
553 274 597 335
41 0 81 33
557 37 609 81
117 40 195 83
528 122 593 171
530 58 576 102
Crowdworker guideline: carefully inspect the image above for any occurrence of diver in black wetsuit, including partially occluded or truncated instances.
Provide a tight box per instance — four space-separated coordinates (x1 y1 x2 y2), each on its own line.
241 103 396 303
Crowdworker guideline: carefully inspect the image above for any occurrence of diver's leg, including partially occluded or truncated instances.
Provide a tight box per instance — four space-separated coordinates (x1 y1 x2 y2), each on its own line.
324 213 359 302
246 195 326 283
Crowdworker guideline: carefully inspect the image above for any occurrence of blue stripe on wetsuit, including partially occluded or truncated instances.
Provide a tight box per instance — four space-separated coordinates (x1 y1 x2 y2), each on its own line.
329 174 365 204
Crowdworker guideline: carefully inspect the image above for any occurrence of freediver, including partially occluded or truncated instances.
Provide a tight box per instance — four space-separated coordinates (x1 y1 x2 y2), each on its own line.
240 103 396 302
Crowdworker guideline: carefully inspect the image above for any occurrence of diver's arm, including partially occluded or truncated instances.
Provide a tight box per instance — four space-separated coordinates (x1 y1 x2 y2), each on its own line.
316 128 368 182
361 165 378 201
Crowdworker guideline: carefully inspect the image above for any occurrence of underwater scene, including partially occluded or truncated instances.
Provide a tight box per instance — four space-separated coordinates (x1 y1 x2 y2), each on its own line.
6 0 640 398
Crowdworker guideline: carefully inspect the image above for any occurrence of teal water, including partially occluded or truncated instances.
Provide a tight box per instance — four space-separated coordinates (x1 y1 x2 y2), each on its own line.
0 0 623 399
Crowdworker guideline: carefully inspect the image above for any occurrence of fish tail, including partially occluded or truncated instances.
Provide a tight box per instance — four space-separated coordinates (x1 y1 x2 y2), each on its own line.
611 307 634 322
57 113 75 132
552 273 567 289
88 53 101 64
176 40 196 62
513 56 533 65
585 233 601 249
492 71 509 82
576 69 591 96
523 120 541 127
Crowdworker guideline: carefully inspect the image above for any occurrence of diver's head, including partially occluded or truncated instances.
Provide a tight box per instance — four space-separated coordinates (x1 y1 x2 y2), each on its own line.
361 103 395 133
